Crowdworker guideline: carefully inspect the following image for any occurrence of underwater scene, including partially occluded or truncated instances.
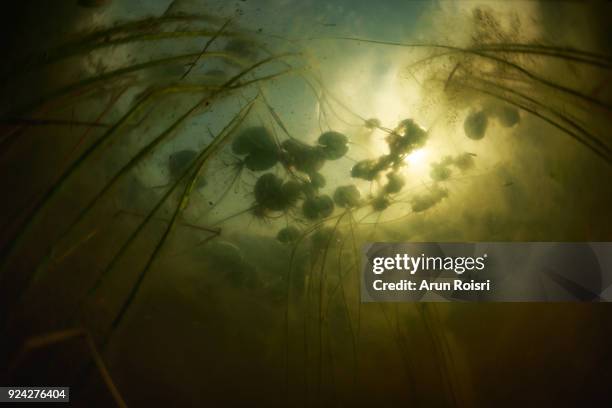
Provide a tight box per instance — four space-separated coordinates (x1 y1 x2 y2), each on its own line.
1 0 612 406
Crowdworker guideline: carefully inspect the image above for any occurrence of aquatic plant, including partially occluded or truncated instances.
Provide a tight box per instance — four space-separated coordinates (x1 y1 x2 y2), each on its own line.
1 3 611 407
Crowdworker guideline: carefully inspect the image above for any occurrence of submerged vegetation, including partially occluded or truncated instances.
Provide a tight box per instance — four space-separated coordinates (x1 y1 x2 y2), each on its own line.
0 1 611 406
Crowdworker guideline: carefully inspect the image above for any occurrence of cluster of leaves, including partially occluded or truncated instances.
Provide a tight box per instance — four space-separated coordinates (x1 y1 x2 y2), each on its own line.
226 113 489 245
429 152 476 181
351 118 428 211
228 126 359 244
464 104 520 140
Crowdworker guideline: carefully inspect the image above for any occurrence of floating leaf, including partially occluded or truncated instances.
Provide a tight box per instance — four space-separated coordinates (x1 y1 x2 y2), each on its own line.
277 226 301 244
309 172 326 189
410 185 448 212
371 195 390 211
464 110 488 140
384 172 405 194
333 185 361 208
282 139 326 174
318 131 348 160
495 106 520 128
168 150 197 179
254 173 284 211
302 194 334 220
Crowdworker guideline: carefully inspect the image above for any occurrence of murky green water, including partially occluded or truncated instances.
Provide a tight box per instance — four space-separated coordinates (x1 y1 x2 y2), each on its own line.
1 1 611 406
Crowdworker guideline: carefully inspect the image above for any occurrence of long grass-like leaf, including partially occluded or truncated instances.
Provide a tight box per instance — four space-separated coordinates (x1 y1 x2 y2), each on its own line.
450 78 612 164
468 76 612 158
0 84 216 281
182 19 234 80
309 37 612 111
5 51 246 119
1 53 297 286
103 96 256 343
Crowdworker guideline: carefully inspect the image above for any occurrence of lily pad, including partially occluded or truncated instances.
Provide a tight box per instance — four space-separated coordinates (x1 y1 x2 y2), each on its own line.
333 185 361 208
254 173 284 211
384 172 405 194
168 149 197 179
464 111 488 140
303 194 335 220
277 226 301 244
309 172 326 189
282 139 326 174
318 131 349 160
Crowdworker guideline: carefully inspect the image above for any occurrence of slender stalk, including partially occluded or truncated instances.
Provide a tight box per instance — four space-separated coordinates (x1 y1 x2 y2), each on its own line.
316 214 345 404
450 78 612 164
5 51 245 119
309 36 612 111
2 14 228 76
477 43 612 61
346 210 361 394
182 19 234 80
70 14 224 46
103 96 255 344
0 53 297 283
468 75 611 158
0 118 110 128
